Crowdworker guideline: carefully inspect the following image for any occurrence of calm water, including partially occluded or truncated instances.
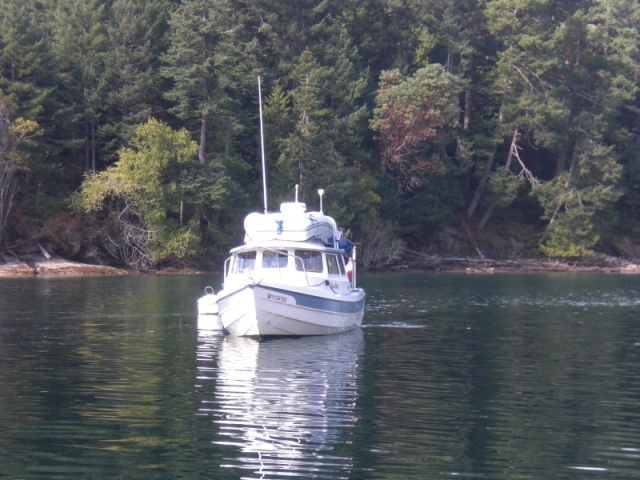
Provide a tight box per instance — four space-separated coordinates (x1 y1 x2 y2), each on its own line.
1 273 640 479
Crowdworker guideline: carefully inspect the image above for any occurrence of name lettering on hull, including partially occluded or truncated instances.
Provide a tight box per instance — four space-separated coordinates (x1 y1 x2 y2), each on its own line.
267 293 289 303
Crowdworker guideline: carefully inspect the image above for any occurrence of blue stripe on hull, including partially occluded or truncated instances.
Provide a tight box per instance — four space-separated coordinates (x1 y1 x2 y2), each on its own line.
258 285 365 314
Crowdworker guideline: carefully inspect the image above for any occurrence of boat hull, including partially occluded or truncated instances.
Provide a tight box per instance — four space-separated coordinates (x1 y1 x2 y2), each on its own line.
216 283 365 336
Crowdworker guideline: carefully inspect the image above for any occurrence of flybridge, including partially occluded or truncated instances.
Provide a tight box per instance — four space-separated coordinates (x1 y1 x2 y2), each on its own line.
243 201 338 246
247 153 339 245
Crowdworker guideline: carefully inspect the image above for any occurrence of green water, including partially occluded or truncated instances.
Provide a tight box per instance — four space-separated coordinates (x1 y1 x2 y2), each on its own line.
1 273 640 478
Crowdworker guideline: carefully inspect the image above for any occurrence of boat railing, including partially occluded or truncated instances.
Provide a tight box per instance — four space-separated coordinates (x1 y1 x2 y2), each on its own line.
294 255 315 288
224 256 232 279
262 248 289 282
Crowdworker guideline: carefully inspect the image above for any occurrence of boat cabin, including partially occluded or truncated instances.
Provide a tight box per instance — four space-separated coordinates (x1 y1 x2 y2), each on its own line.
224 243 354 294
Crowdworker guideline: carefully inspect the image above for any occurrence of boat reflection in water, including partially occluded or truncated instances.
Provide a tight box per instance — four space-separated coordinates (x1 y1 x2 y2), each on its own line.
195 329 364 479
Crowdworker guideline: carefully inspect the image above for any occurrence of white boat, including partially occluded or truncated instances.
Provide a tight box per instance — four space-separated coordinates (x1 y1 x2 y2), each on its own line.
196 76 364 336
197 195 365 336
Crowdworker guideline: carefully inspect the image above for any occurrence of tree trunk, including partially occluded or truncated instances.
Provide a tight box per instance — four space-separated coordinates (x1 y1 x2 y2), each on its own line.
478 128 519 229
1 103 16 246
466 84 510 219
466 143 497 219
541 145 575 244
504 129 518 171
224 122 231 159
461 219 484 258
478 203 496 230
0 167 17 247
555 150 566 177
85 121 90 172
198 111 207 164
91 118 96 172
179 197 184 228
463 89 472 133
463 56 474 132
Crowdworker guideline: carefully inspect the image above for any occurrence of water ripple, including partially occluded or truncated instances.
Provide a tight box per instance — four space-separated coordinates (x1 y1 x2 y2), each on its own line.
195 331 364 479
3 275 640 478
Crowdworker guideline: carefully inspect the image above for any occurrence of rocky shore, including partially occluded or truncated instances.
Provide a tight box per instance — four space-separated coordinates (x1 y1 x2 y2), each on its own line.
390 252 640 275
1 252 639 277
0 255 129 277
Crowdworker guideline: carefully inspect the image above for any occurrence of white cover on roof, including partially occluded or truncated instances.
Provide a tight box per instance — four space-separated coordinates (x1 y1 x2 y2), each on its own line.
244 202 337 245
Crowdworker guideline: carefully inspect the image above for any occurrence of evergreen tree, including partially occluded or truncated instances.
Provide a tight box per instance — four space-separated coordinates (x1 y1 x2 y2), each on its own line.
0 94 40 249
162 0 251 165
162 0 260 251
0 0 69 234
482 0 638 255
338 0 425 74
50 0 109 174
0 0 638 261
274 41 375 230
0 0 53 122
277 50 332 198
100 0 171 163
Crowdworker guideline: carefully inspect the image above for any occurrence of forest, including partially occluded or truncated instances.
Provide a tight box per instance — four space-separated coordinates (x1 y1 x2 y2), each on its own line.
1 0 639 271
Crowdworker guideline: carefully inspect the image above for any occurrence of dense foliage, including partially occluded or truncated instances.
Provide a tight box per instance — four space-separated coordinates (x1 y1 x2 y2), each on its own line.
1 0 639 269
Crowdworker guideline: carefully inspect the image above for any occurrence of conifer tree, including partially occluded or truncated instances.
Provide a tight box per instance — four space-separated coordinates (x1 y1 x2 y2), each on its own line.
482 0 638 254
274 39 375 229
162 0 245 165
277 50 330 196
0 0 53 123
0 95 40 249
50 0 109 173
101 0 171 163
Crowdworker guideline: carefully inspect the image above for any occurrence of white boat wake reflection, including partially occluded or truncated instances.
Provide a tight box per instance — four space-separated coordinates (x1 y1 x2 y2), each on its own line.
195 329 364 479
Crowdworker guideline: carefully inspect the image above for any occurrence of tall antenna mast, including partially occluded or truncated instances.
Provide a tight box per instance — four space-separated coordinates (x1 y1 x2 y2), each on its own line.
258 76 268 213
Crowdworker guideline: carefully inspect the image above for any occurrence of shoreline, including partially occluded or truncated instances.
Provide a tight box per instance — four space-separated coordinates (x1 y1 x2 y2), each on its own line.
0 256 129 277
2 254 640 277
387 255 640 275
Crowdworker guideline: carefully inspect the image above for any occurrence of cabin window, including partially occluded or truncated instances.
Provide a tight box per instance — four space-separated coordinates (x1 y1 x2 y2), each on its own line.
294 250 323 273
236 251 256 272
326 254 340 275
262 250 288 268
